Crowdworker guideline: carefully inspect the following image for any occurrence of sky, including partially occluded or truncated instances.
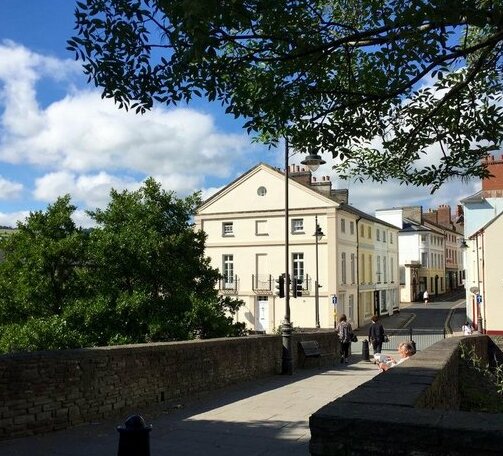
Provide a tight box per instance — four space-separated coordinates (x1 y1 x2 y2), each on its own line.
0 1 480 228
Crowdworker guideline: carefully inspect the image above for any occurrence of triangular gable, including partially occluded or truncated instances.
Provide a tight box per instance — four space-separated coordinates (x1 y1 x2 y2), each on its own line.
198 163 338 215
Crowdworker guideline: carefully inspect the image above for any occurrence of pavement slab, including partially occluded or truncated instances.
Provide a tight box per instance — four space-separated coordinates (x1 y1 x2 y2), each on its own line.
0 298 465 456
0 362 379 456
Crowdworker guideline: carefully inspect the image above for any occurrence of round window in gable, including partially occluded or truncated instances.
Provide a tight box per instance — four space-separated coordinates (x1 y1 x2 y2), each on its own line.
257 186 267 196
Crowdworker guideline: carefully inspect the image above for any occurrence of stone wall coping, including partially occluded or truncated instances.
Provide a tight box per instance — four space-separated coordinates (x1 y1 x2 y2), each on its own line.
310 335 503 455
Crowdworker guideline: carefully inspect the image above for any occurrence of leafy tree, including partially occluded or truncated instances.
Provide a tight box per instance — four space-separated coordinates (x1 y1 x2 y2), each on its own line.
187 295 246 339
0 196 87 324
0 181 244 352
81 177 225 343
69 0 503 190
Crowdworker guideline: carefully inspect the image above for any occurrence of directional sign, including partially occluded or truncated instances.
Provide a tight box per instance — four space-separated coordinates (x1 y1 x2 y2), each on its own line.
332 295 338 305
477 294 483 304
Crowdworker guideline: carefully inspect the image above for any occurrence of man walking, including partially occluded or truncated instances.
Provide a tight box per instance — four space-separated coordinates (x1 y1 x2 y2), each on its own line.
423 290 429 306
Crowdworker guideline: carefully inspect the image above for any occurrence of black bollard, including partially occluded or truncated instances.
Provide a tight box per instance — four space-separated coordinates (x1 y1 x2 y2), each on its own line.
362 339 370 361
117 415 152 456
411 340 417 354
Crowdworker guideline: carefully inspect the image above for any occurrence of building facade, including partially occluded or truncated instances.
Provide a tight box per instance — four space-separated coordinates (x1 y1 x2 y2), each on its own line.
462 154 503 334
375 206 464 303
195 163 399 332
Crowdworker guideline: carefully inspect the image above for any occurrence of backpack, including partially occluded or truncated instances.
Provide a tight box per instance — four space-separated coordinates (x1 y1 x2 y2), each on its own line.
339 322 351 343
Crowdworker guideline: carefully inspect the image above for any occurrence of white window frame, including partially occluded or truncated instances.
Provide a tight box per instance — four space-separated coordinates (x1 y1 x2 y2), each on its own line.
350 253 355 284
291 218 304 234
421 252 428 267
222 222 234 236
341 252 347 284
368 255 373 283
223 254 234 288
361 253 366 283
292 253 304 282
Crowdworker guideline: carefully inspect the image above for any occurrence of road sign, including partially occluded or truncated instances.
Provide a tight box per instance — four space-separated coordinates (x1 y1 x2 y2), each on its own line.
332 295 337 305
477 294 483 304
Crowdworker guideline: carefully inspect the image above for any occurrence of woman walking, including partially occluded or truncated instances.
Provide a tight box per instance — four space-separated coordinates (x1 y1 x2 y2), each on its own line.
368 315 385 355
336 314 352 364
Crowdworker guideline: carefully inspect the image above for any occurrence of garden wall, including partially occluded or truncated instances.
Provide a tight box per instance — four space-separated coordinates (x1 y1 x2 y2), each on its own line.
0 330 338 440
309 335 503 456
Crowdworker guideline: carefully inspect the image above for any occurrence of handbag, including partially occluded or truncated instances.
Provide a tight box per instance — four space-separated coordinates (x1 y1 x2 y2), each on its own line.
383 334 390 343
350 333 358 343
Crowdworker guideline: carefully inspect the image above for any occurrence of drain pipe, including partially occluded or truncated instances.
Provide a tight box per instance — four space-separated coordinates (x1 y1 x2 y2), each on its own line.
356 216 361 327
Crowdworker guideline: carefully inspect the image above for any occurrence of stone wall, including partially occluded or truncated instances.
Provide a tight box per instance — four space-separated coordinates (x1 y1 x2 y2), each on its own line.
0 330 338 440
310 335 503 456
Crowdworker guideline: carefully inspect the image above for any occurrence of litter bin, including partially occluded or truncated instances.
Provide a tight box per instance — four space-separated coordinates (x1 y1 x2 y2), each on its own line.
362 339 370 361
117 415 152 456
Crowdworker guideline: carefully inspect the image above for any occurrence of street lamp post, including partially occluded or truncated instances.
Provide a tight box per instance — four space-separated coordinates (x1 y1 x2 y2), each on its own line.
281 142 325 375
282 139 293 375
313 216 324 328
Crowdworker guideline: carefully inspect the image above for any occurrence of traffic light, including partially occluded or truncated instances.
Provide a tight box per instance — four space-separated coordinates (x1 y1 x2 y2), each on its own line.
292 277 303 298
275 274 285 298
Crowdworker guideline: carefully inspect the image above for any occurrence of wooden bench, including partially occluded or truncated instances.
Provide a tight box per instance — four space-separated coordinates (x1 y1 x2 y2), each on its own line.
298 340 331 368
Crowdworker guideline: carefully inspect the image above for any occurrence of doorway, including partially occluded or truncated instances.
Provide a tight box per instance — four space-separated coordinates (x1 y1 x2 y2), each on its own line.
256 296 269 333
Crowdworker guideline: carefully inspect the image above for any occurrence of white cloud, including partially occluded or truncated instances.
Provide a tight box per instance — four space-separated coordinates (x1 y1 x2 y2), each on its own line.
0 210 30 227
33 171 142 209
0 40 79 137
200 185 224 202
0 42 248 192
0 175 23 199
284 148 480 217
71 209 96 229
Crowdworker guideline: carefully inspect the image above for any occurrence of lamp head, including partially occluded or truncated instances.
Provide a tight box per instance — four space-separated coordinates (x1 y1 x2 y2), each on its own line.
301 154 326 172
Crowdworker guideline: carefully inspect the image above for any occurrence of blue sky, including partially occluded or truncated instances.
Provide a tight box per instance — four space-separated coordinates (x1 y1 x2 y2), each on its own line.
0 1 480 227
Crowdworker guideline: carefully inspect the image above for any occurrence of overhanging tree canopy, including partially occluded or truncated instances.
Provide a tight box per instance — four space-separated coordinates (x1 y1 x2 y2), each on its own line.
69 0 503 189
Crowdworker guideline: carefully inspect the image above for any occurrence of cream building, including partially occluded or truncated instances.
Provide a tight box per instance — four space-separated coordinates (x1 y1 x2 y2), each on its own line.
462 154 503 334
376 206 454 303
465 213 503 335
195 163 400 332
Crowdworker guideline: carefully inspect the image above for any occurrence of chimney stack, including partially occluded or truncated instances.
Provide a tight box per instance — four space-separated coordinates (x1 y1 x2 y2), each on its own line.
482 153 503 192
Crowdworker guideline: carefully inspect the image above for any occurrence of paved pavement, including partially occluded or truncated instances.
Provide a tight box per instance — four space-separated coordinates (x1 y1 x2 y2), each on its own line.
0 298 467 456
0 362 380 456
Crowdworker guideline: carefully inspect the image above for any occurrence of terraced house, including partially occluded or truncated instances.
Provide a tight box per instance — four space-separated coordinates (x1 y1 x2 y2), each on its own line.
195 163 400 332
375 205 465 304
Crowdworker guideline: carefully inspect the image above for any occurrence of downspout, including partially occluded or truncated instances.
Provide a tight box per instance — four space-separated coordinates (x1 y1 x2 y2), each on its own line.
475 234 482 332
481 231 486 334
356 217 361 327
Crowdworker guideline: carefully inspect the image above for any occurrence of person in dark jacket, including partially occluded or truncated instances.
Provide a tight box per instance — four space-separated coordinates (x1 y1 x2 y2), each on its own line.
368 315 385 354
336 314 352 364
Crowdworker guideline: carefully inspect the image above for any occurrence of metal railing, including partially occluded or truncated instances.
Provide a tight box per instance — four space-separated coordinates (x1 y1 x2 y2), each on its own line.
353 327 446 355
252 274 273 292
218 275 239 294
384 327 446 353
